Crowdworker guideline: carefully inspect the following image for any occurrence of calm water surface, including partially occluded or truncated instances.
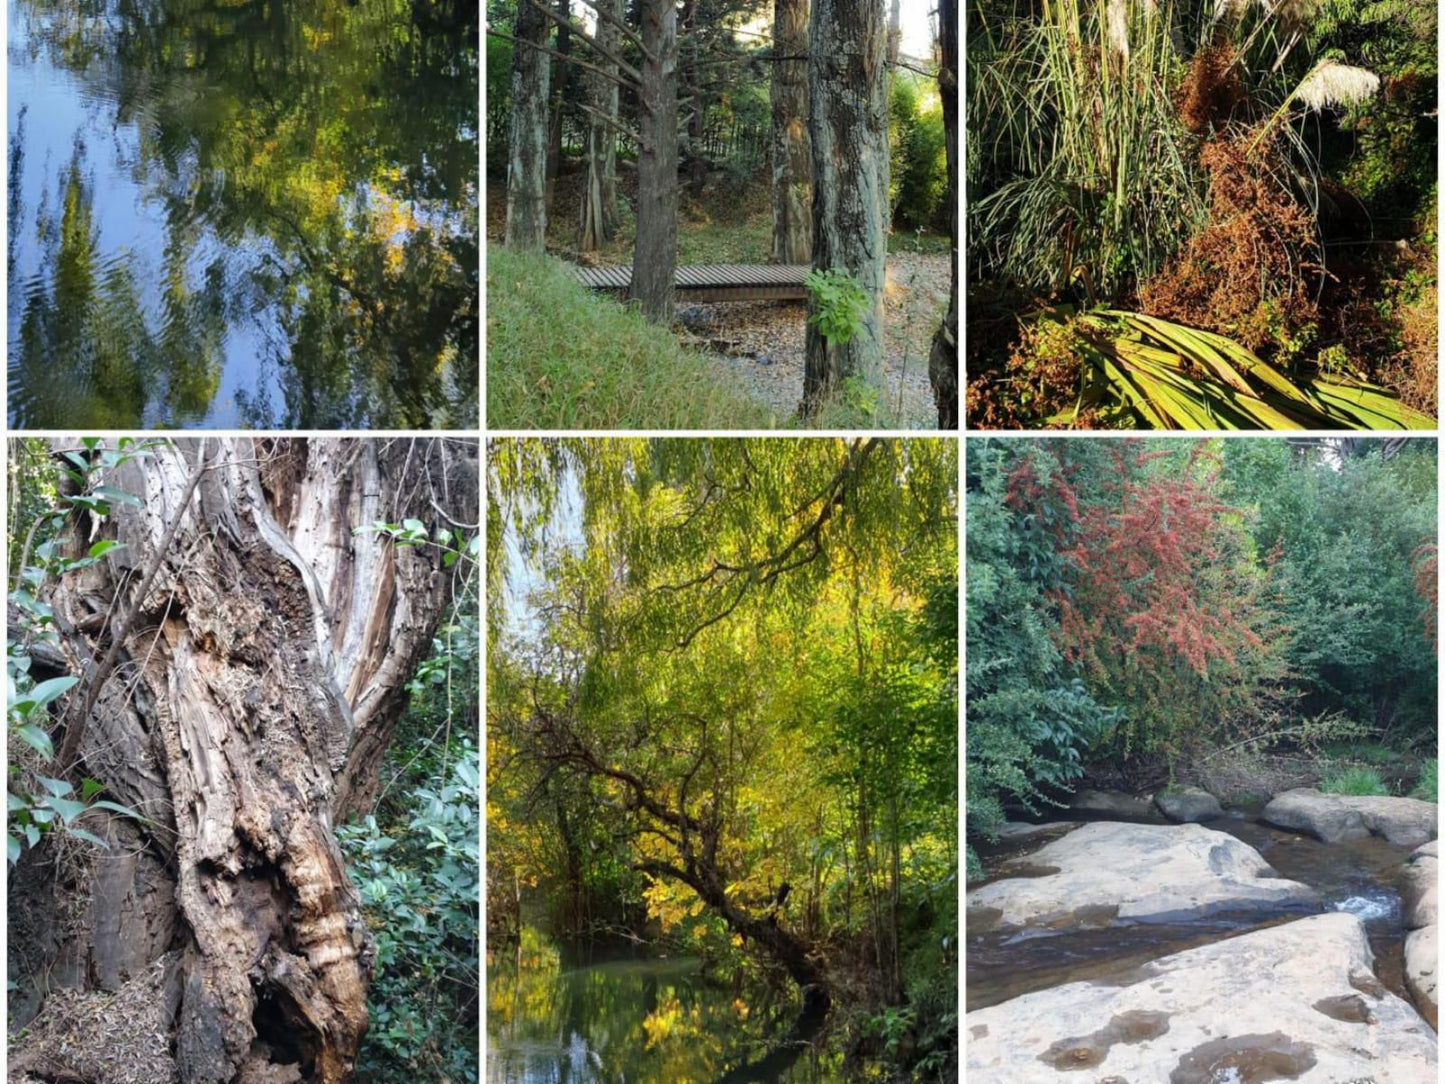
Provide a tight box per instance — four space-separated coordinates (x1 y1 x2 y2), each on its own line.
487 929 847 1084
7 0 478 428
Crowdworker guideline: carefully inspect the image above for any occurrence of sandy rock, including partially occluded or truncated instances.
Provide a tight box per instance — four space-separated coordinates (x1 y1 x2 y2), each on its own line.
1067 789 1158 820
1263 789 1438 846
966 912 1437 1082
966 821 1317 931
1263 789 1371 843
1339 795 1439 848
1155 786 1224 823
1403 845 1439 930
1406 923 1438 1031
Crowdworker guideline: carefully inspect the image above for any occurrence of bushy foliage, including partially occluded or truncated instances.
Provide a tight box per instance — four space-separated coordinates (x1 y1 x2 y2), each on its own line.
1054 442 1289 766
805 267 872 347
338 746 480 1083
965 442 1117 876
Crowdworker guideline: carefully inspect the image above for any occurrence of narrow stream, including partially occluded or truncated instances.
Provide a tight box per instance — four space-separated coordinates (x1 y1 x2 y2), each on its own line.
966 812 1414 1012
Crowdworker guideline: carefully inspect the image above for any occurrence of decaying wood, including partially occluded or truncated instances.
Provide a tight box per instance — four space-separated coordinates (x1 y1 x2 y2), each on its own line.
12 438 478 1084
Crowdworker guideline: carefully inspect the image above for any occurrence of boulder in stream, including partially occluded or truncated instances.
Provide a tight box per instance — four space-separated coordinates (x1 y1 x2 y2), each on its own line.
1262 788 1438 846
966 821 1317 931
1403 840 1439 1030
965 912 1437 1082
1154 786 1224 823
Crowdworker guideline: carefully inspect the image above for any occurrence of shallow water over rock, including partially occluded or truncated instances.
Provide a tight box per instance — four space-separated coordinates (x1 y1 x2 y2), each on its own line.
967 813 1415 1012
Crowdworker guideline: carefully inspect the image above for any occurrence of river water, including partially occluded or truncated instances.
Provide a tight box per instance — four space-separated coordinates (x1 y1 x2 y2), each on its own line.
7 0 478 429
966 812 1415 1012
487 929 847 1084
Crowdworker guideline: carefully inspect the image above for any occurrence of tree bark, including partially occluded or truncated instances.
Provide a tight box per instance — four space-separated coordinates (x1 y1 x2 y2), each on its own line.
506 0 553 251
630 0 679 323
9 438 478 1084
579 0 623 253
768 0 811 265
801 0 888 414
928 0 958 429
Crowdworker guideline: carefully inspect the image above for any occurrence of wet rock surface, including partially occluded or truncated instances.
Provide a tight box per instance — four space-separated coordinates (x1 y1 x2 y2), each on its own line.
1067 789 1160 820
966 822 1318 931
965 913 1438 1082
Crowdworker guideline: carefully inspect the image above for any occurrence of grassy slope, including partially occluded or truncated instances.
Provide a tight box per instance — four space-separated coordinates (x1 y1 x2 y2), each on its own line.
485 248 780 430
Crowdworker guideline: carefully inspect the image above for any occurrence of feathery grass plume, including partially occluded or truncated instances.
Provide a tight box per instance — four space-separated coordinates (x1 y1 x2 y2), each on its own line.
1107 0 1130 60
1292 59 1380 112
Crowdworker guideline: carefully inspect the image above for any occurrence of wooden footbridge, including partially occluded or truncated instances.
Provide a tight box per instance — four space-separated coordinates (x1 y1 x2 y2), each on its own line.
573 263 810 303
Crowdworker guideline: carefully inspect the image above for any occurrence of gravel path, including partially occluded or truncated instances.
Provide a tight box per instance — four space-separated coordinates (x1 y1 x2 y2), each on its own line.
677 253 950 428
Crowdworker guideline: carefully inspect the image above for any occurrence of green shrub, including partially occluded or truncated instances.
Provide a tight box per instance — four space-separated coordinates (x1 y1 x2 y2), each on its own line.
486 248 778 429
1319 764 1390 796
338 746 480 1083
804 267 871 347
1411 758 1437 802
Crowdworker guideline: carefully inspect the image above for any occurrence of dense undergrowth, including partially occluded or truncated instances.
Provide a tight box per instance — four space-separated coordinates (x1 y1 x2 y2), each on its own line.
966 438 1437 879
966 0 1438 428
338 592 480 1080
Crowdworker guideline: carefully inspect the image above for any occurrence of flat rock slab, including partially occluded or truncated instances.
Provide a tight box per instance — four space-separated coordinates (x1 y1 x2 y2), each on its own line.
966 912 1437 1082
1263 789 1438 846
991 821 1081 842
966 822 1318 931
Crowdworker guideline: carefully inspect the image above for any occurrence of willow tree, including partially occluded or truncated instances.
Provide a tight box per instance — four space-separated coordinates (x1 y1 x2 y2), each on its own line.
801 0 889 414
8 437 478 1083
930 0 958 429
506 0 552 250
768 0 811 264
488 437 956 1016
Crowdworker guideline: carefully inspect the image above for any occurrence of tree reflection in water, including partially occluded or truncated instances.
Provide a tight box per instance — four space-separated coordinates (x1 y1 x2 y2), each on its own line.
486 927 846 1084
7 0 478 429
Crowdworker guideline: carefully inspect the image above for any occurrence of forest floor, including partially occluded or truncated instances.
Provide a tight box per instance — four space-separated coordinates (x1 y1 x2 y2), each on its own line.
485 167 950 426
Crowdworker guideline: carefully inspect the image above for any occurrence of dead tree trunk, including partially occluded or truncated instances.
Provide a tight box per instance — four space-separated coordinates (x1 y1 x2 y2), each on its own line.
801 0 888 415
579 0 623 253
768 0 811 265
929 0 958 429
630 0 679 323
9 438 478 1084
506 0 552 250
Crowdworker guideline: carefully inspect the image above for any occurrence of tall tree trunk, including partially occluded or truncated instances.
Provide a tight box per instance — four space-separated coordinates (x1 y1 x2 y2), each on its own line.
630 0 679 323
928 0 958 429
8 438 478 1083
546 0 572 207
801 0 888 414
768 0 811 265
579 0 623 254
506 0 552 250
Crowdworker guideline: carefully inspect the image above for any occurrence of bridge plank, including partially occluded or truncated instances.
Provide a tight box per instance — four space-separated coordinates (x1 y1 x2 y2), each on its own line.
571 262 810 301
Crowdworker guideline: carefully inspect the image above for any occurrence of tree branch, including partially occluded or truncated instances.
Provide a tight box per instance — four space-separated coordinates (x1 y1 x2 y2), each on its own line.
574 0 654 62
520 0 645 85
488 29 640 91
578 102 641 144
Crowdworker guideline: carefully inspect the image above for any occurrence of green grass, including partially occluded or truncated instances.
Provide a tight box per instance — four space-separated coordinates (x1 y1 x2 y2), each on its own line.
1410 759 1437 802
1319 765 1390 797
486 248 780 430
